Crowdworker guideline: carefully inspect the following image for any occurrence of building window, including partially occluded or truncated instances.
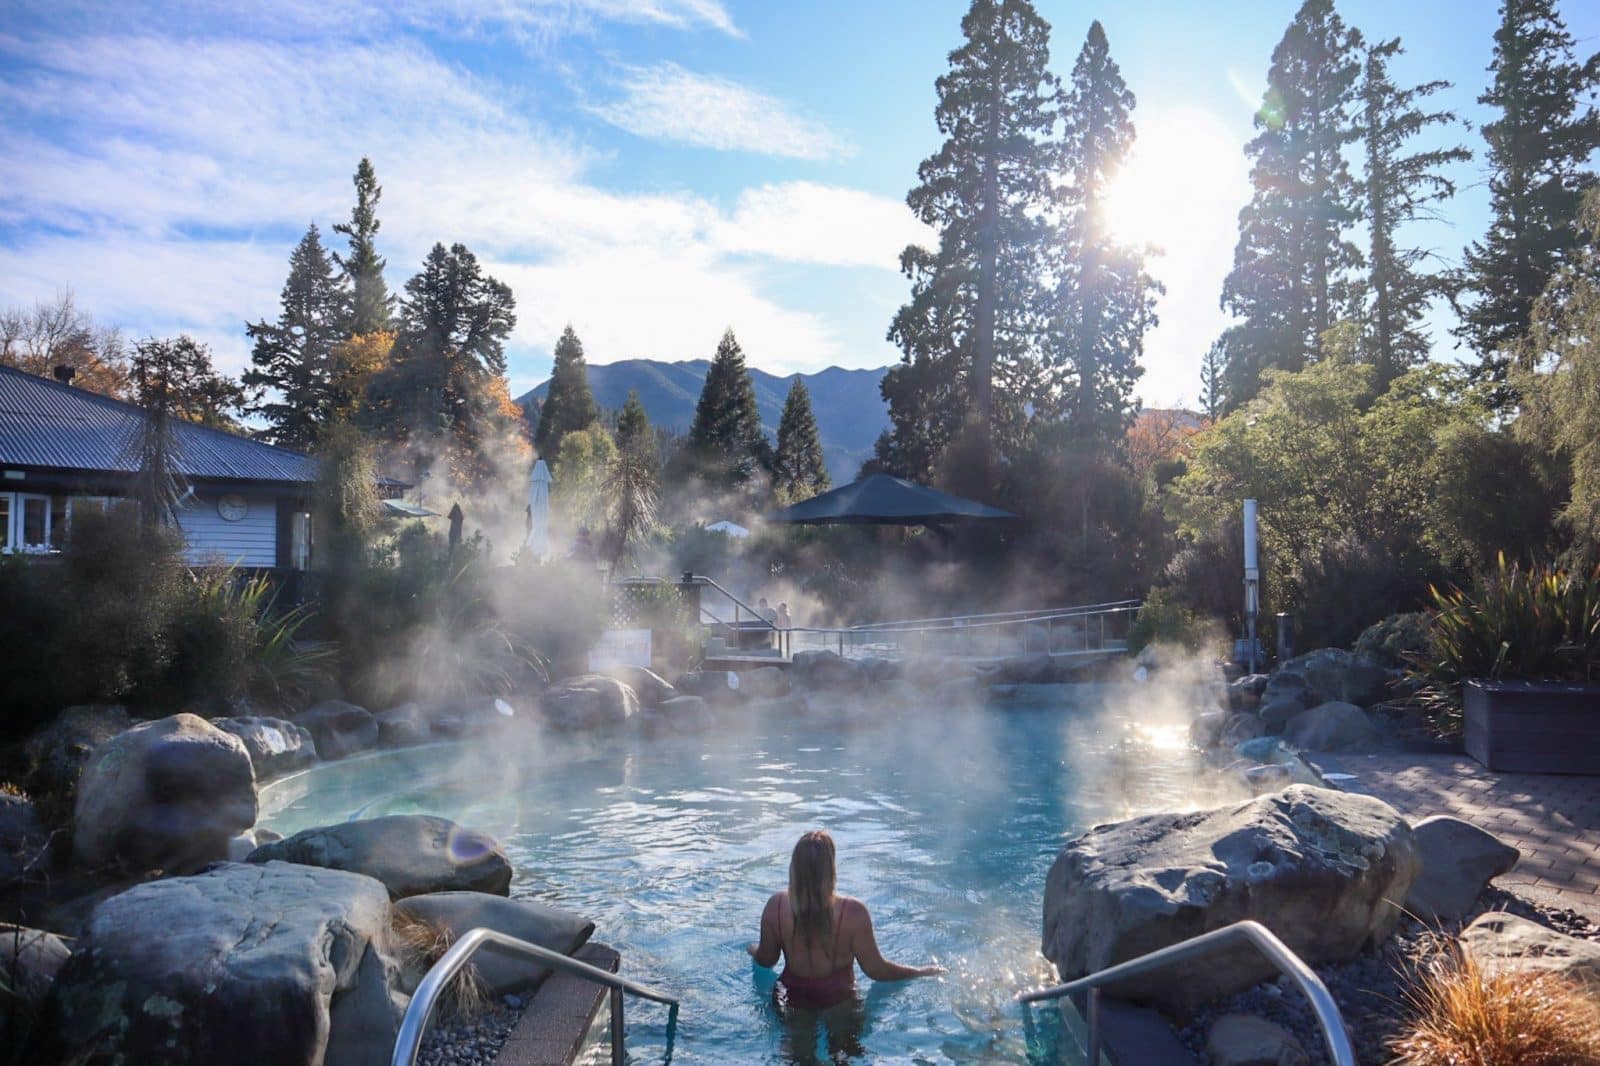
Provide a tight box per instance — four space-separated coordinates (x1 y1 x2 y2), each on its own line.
0 495 9 552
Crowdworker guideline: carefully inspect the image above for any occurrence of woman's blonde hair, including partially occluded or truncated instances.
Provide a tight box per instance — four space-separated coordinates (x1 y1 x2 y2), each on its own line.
789 830 837 948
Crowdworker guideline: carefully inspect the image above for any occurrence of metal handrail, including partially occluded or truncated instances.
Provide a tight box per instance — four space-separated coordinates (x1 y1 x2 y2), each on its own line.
850 600 1142 631
1017 920 1354 1066
391 928 680 1066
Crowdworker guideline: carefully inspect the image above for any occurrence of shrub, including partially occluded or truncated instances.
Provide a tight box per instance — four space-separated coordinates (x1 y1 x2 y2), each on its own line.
1353 611 1433 670
1128 587 1221 653
1390 940 1600 1065
1410 554 1600 729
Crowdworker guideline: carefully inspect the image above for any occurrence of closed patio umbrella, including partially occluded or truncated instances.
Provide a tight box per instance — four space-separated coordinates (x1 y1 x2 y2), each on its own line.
525 459 552 558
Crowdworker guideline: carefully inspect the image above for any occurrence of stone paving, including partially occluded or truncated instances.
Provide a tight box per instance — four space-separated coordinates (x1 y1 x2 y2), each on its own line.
1314 750 1600 919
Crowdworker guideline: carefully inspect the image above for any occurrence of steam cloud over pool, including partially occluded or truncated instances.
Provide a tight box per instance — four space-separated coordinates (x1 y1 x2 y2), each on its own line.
261 685 1225 1064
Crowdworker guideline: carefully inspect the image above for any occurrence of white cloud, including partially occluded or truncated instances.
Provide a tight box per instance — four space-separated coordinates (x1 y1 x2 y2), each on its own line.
713 182 931 269
589 62 852 160
0 30 899 391
12 0 739 41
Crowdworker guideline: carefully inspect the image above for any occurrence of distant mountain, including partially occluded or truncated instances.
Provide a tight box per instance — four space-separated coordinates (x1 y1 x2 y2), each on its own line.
517 359 891 482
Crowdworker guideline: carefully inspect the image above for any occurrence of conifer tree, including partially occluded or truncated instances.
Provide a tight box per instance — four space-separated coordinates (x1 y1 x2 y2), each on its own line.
1219 0 1364 409
333 158 394 336
877 0 1058 490
243 224 351 449
534 326 599 461
1050 20 1160 450
685 329 771 488
615 389 653 458
1456 0 1600 406
1199 338 1225 422
1361 39 1470 390
774 377 831 502
364 243 518 487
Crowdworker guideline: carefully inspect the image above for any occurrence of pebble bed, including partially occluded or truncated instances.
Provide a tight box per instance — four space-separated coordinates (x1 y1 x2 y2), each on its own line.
417 996 526 1066
1176 887 1599 1064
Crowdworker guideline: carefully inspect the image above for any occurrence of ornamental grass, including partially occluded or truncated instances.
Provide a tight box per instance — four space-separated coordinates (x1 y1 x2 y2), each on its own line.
1389 939 1600 1066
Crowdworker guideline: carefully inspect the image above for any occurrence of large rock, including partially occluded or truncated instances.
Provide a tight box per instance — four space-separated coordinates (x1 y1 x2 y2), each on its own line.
37 861 403 1066
1 924 71 1050
1042 785 1420 1011
989 653 1055 685
1190 711 1228 749
740 666 791 699
298 700 379 760
1460 912 1600 984
24 704 131 801
1226 674 1270 713
395 892 594 994
1220 712 1267 747
248 815 513 900
603 665 677 708
902 657 973 690
791 649 868 690
540 675 640 731
72 713 257 875
1206 1014 1309 1066
214 715 319 779
1404 816 1520 921
373 703 433 748
1258 694 1314 734
673 670 743 704
1282 701 1379 752
643 695 713 735
1266 648 1390 709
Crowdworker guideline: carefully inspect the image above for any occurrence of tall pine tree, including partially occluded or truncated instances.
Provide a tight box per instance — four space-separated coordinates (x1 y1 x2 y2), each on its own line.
243 224 351 449
774 377 831 502
877 0 1057 491
1199 338 1225 422
365 242 518 487
684 329 770 489
615 389 652 456
1456 0 1600 405
534 326 599 461
1049 20 1160 449
333 158 394 336
1361 39 1470 390
1219 0 1364 410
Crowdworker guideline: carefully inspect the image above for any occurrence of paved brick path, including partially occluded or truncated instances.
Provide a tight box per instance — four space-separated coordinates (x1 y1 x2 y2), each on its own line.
1313 751 1600 919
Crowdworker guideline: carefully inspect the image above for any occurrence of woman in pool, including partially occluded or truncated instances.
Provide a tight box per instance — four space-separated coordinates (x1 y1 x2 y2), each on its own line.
747 830 944 1007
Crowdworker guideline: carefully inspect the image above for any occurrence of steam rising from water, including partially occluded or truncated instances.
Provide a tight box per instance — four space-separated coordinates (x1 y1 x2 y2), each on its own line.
263 660 1244 1063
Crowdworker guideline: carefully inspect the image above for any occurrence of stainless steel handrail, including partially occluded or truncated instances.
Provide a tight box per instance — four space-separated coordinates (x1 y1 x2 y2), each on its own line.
851 600 1142 631
391 928 680 1066
1017 921 1355 1066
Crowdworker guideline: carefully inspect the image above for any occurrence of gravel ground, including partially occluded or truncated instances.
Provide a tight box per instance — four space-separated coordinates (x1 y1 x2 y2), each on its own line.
1175 887 1598 1064
417 995 527 1066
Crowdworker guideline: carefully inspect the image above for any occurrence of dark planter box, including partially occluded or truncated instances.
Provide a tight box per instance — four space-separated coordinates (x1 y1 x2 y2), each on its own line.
1464 679 1600 774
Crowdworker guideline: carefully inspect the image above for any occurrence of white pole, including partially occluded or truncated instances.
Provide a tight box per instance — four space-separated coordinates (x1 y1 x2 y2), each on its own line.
1243 499 1260 673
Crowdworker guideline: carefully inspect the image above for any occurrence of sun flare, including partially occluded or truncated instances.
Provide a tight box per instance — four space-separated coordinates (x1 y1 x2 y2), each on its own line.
1100 107 1246 254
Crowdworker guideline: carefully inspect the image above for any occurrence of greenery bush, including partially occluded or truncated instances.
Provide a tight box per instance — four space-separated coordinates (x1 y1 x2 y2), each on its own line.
0 508 331 743
1353 611 1434 671
1410 555 1600 729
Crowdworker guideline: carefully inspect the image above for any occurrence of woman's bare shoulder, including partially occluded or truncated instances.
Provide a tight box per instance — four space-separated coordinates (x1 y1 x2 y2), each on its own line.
837 896 870 922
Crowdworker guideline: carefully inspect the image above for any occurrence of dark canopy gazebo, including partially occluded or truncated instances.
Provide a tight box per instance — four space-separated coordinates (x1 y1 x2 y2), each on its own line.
765 473 1017 527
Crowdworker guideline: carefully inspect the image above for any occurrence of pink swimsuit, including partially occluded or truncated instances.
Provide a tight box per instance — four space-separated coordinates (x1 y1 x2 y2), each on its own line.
778 907 855 1007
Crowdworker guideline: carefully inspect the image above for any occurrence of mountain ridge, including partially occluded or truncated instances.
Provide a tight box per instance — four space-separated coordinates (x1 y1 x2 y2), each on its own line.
517 358 891 481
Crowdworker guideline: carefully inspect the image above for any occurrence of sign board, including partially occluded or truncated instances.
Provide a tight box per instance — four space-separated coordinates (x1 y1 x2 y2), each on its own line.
588 628 653 671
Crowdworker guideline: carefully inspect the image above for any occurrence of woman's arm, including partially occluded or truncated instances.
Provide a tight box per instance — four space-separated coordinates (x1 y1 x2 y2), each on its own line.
846 900 945 981
746 893 783 968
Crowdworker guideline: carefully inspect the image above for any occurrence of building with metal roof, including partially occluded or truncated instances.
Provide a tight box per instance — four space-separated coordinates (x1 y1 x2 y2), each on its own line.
0 365 317 567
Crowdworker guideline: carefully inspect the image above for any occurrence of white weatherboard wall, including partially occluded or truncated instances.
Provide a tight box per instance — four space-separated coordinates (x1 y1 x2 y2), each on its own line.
176 492 277 568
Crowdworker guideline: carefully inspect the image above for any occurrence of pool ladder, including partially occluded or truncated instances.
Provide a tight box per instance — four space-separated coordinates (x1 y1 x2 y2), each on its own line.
1017 920 1356 1065
391 927 680 1066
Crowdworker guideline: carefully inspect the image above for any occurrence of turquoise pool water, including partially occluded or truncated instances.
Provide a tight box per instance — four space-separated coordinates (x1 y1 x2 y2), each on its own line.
260 685 1224 1064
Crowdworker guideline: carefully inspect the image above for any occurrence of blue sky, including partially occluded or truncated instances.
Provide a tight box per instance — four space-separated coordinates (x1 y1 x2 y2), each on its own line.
2 1 1596 407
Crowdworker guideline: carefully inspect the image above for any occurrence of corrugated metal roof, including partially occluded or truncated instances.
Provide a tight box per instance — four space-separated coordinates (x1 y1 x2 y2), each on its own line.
0 365 317 483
